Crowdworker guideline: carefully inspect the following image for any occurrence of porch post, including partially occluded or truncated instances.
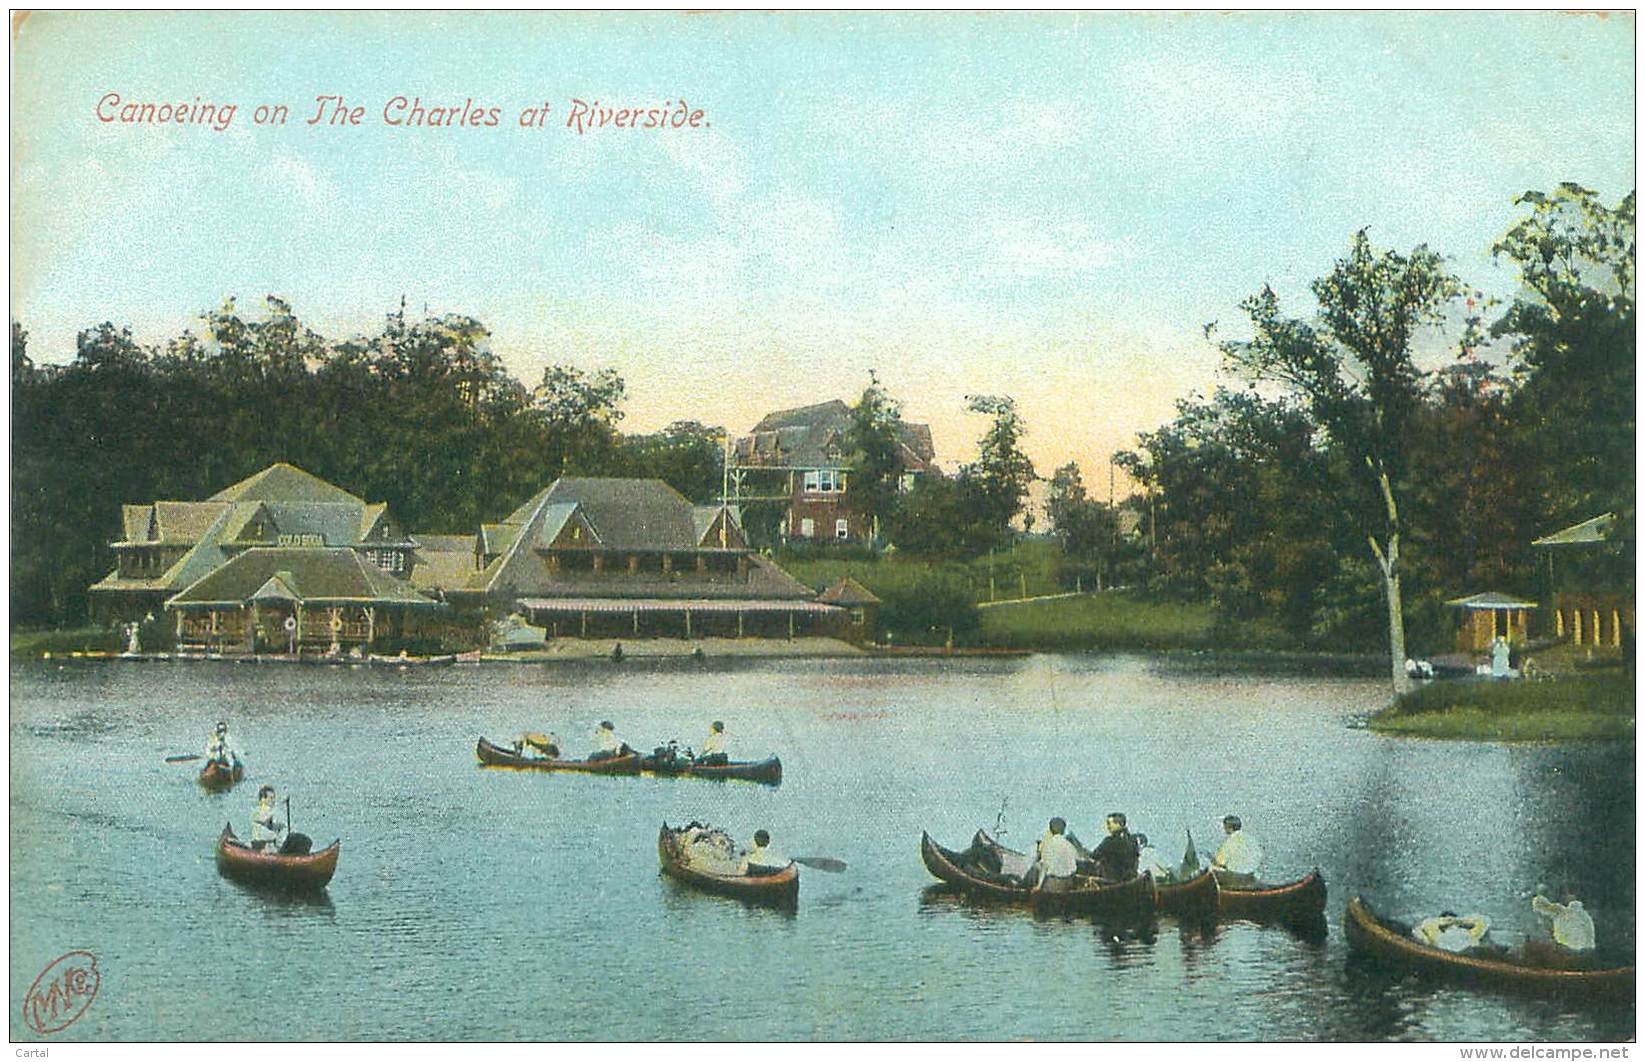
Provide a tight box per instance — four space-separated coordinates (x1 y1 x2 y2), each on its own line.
684 609 692 639
788 610 794 641
581 611 587 637
633 608 639 635
737 611 744 638
367 607 376 647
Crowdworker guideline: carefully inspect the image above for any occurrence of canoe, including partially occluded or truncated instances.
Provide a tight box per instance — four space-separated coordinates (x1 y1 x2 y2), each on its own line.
638 751 783 785
920 831 1155 917
198 761 244 791
1344 896 1634 997
475 737 642 774
215 823 339 892
1214 868 1328 921
658 823 799 908
369 653 456 668
1154 869 1220 917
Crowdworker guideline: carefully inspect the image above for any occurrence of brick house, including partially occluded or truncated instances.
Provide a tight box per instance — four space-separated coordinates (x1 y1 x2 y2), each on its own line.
729 399 938 544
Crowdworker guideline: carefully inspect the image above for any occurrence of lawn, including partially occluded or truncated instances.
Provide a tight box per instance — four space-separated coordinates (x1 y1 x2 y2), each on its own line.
11 626 125 657
1368 672 1636 741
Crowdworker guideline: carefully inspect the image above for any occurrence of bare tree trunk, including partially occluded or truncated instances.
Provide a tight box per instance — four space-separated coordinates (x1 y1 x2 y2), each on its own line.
1367 463 1413 695
1382 565 1412 695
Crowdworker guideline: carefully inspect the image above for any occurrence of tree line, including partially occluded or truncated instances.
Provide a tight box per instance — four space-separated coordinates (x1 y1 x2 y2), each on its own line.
10 300 725 625
1108 183 1634 683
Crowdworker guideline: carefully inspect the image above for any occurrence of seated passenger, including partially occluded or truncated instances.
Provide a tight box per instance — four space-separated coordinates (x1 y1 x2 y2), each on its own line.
1413 911 1492 953
1091 813 1140 881
249 785 284 852
1524 893 1597 967
699 721 729 767
681 824 741 875
519 732 561 759
588 721 623 761
1031 817 1080 893
1212 815 1263 880
1135 833 1175 883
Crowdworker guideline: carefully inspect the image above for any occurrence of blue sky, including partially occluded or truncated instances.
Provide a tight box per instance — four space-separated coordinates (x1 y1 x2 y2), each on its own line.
10 11 1636 478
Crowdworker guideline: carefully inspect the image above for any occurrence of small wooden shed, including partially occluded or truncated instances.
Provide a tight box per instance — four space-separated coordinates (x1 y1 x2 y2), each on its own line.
1444 591 1538 653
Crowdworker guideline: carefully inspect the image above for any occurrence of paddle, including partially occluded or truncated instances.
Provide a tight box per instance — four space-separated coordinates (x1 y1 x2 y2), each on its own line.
165 754 201 763
792 856 847 873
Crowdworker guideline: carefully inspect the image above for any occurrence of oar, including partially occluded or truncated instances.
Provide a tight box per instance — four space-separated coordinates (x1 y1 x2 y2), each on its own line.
165 754 201 763
792 856 847 873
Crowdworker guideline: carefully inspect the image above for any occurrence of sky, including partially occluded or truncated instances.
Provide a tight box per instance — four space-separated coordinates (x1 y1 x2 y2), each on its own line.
8 11 1636 486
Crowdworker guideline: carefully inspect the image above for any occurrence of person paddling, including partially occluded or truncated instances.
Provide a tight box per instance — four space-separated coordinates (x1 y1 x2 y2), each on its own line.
206 720 241 772
743 829 787 875
589 721 624 762
250 785 285 853
1413 911 1492 953
1526 892 1597 967
699 721 729 766
1212 815 1263 881
1090 812 1140 881
1030 817 1080 893
1135 833 1175 883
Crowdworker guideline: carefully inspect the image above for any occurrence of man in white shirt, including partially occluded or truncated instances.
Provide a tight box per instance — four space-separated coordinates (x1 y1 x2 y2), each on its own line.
700 721 728 766
1212 815 1262 879
1033 818 1080 892
206 721 239 770
1135 834 1175 883
591 721 623 761
1413 912 1491 953
250 785 284 852
743 829 787 875
1532 894 1596 952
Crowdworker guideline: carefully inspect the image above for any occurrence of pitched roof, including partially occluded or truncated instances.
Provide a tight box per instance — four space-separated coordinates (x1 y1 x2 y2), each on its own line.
1532 512 1623 548
1444 591 1539 610
208 463 365 506
735 399 937 472
412 534 476 554
818 576 881 606
535 478 704 552
167 548 439 608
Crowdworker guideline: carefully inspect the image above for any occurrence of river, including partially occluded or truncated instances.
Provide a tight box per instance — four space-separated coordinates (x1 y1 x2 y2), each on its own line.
8 654 1635 1041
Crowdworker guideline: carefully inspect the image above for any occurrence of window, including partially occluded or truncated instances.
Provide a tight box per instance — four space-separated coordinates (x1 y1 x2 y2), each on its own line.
835 518 850 540
803 469 843 493
799 518 815 538
850 608 866 625
369 549 405 573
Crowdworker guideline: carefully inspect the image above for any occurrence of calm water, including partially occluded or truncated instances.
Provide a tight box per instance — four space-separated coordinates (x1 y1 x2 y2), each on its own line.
9 654 1635 1042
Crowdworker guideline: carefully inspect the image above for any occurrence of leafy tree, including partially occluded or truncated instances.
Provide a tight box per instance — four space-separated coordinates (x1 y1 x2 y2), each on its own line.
963 394 1036 539
886 474 998 558
845 371 905 544
1216 231 1466 692
616 419 726 502
1045 462 1119 589
1491 183 1635 523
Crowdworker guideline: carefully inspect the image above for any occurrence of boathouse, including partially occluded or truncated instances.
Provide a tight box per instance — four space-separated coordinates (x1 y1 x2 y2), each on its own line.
411 476 845 640
88 463 441 649
1531 512 1634 650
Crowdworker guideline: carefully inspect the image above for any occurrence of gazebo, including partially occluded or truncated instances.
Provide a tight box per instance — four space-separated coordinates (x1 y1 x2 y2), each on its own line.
1444 591 1538 653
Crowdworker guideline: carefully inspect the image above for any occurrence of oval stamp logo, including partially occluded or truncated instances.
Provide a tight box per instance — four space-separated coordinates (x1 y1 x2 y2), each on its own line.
22 950 100 1036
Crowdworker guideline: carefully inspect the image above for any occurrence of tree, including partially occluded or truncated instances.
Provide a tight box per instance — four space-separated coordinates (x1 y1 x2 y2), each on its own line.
963 394 1036 539
1045 462 1118 589
532 365 627 474
1216 231 1466 693
1491 183 1635 523
616 419 726 502
845 371 905 544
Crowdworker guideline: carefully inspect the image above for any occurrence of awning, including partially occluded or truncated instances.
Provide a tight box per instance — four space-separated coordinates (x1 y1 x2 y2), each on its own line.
1444 592 1538 610
516 597 841 614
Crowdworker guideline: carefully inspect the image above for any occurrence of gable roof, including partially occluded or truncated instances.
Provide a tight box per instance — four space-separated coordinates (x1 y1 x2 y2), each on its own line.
1532 512 1624 548
167 548 439 609
208 463 365 506
735 399 937 472
818 576 881 606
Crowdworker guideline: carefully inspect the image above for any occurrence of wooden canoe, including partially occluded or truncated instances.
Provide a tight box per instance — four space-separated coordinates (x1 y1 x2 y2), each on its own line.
1345 896 1634 997
198 760 244 791
1214 868 1328 921
475 737 642 774
658 823 799 908
369 653 457 668
215 823 339 892
920 831 1155 917
638 751 783 785
1154 869 1220 917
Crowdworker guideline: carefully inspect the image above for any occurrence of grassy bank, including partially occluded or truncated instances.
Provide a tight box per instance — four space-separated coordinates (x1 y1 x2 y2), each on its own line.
777 539 1068 605
1367 673 1636 741
11 626 124 657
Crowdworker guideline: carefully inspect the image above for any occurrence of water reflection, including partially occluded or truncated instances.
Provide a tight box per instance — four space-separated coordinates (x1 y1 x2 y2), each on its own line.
8 656 1633 1041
